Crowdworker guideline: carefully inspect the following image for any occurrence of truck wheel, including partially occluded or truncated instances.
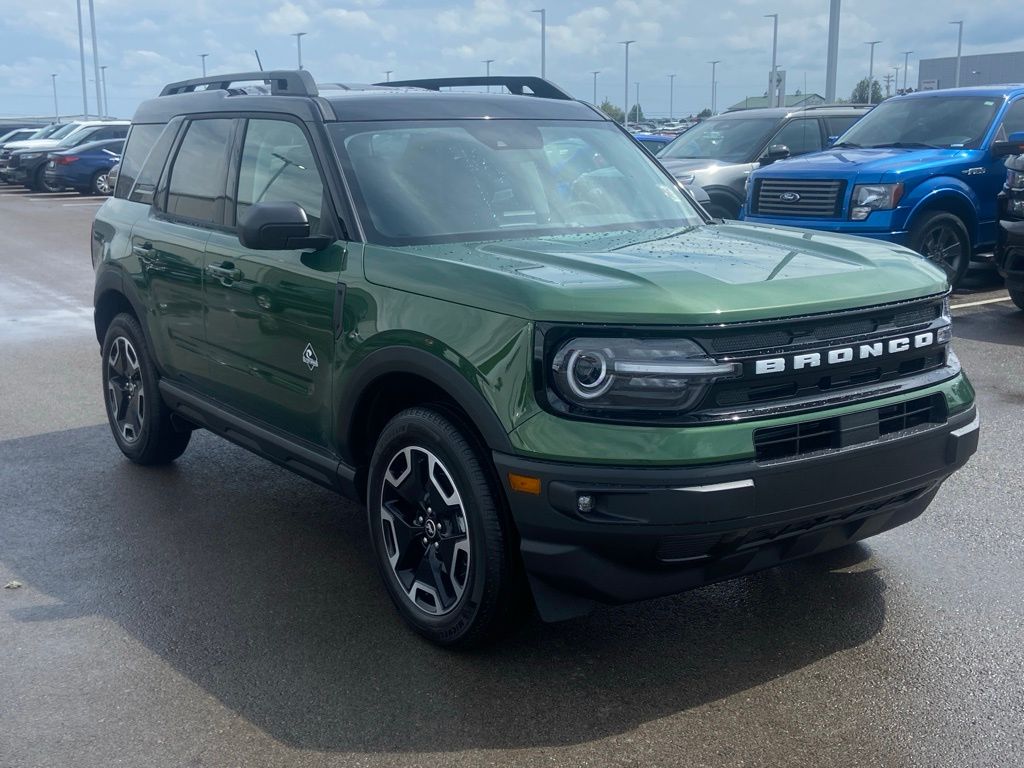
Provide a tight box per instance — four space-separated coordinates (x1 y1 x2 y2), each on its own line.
1010 288 1024 311
909 211 971 287
101 313 191 465
367 406 522 647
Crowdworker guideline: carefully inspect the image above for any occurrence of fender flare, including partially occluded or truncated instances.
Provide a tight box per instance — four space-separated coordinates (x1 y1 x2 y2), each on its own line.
92 263 155 354
904 179 980 242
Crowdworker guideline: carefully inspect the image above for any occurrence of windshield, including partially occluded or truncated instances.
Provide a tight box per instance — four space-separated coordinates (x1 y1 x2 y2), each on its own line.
330 120 702 245
48 123 80 140
837 96 1002 149
31 124 62 139
658 117 779 162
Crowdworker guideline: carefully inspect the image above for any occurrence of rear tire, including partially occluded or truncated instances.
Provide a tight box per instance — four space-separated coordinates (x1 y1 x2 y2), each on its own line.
367 406 523 647
909 211 971 288
33 166 62 193
101 313 191 465
90 169 112 196
1010 287 1024 311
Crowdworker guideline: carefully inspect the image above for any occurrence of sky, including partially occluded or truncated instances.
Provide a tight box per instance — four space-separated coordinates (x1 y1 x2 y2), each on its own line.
1 0 1023 121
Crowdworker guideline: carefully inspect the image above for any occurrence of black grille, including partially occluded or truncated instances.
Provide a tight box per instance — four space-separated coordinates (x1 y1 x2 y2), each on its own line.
753 394 946 462
753 178 846 218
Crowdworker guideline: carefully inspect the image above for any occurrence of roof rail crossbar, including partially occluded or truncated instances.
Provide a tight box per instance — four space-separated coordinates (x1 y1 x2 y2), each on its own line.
797 103 874 110
377 76 573 101
159 70 318 97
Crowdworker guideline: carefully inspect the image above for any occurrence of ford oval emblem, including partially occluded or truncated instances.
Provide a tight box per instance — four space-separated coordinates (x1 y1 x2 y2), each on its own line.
779 191 801 202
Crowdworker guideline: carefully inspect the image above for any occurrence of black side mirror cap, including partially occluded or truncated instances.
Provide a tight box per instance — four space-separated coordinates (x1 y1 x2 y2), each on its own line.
992 131 1024 158
238 201 331 251
760 143 792 165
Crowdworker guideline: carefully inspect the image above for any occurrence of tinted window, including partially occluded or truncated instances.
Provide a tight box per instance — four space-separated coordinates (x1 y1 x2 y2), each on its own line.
91 125 128 142
236 119 323 230
769 119 823 156
165 119 234 224
48 123 80 140
114 124 163 199
659 117 781 163
995 99 1024 141
826 115 861 139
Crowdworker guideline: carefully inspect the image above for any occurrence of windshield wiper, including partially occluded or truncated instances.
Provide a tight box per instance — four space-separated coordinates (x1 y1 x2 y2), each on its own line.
866 142 940 149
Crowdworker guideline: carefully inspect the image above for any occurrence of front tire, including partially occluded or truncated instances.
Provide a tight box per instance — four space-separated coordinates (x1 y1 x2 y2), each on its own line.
101 313 191 465
1010 287 1024 311
34 166 62 193
367 407 522 647
909 211 971 287
90 169 112 196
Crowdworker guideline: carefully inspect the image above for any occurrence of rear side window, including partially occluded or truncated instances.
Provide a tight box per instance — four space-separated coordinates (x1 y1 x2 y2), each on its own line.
165 119 234 224
114 124 163 199
826 116 860 139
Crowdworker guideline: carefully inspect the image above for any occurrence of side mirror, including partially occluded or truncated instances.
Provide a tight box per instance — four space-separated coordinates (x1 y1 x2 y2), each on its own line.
238 201 330 251
761 144 791 165
826 135 839 147
992 131 1024 158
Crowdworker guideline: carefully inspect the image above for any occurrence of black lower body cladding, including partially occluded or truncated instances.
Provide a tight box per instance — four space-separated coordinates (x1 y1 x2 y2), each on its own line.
494 406 979 622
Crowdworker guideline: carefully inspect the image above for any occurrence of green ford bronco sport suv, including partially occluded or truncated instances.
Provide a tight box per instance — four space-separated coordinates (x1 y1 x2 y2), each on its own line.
92 71 979 646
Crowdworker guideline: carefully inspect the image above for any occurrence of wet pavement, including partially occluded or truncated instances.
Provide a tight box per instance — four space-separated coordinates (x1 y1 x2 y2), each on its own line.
1 189 1022 767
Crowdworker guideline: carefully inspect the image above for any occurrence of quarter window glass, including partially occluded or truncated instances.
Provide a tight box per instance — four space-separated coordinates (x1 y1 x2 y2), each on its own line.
165 119 233 223
126 123 178 204
769 120 822 156
236 119 323 230
114 123 162 199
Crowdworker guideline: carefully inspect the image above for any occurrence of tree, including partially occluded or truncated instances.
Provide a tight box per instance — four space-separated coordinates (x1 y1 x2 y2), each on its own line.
600 99 624 123
851 77 884 104
697 107 712 119
628 103 645 122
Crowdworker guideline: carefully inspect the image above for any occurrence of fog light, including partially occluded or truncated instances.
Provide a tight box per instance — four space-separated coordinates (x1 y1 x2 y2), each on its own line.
938 326 953 343
577 494 595 514
851 206 871 221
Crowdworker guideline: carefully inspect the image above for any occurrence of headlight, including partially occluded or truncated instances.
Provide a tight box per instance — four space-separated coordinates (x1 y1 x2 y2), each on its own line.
1006 168 1024 192
19 152 43 161
1007 198 1024 219
550 337 741 413
851 182 903 220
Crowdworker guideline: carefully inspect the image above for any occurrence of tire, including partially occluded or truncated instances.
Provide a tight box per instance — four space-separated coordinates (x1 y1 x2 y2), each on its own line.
909 211 971 288
705 198 739 220
33 166 62 193
90 169 112 196
367 406 523 647
100 313 191 465
1010 287 1024 311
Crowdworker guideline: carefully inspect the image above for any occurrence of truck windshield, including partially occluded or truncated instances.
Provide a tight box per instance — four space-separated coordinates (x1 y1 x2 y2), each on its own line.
330 120 703 245
658 117 779 163
837 96 1001 149
47 123 81 140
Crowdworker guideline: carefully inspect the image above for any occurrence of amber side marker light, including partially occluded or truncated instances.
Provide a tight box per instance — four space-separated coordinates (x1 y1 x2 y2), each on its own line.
508 473 542 495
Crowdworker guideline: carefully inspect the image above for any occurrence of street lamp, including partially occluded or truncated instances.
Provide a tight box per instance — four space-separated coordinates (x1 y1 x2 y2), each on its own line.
199 53 209 77
893 64 901 95
950 21 963 87
708 60 720 115
87 0 101 122
824 0 840 102
591 70 600 104
902 50 913 92
50 74 59 122
635 81 640 122
100 65 108 118
292 32 307 70
76 0 89 117
972 69 982 84
483 59 494 92
765 13 778 107
864 40 881 104
619 41 635 127
532 9 546 78
668 73 675 120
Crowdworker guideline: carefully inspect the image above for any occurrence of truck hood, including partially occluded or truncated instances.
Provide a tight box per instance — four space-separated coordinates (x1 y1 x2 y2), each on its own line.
364 223 946 325
2 139 61 151
760 146 977 180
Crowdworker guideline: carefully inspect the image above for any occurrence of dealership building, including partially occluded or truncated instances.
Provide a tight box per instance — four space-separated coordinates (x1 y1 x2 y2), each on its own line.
918 50 1024 90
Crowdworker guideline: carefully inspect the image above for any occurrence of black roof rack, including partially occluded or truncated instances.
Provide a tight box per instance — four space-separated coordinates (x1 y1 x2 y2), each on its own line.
376 76 573 101
796 103 874 111
160 70 318 97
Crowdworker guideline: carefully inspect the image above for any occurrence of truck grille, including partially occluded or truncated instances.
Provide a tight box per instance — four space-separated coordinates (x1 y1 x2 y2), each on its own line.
753 178 846 218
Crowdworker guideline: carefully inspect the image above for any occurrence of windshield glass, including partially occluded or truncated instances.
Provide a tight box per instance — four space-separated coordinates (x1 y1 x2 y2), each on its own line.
48 123 80 140
658 117 779 162
31 124 61 139
330 120 702 245
837 96 1001 149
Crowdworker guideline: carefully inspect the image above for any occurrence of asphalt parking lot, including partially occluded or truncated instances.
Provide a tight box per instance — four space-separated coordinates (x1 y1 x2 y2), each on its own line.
1 189 1022 768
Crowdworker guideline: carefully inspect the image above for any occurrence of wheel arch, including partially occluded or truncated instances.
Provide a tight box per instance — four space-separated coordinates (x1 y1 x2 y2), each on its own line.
906 184 979 250
93 266 150 350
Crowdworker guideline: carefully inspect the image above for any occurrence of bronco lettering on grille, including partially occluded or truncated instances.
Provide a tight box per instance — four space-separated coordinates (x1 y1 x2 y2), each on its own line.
753 332 936 375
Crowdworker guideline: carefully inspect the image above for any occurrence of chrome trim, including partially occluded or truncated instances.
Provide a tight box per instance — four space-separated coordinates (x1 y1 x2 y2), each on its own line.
672 479 754 493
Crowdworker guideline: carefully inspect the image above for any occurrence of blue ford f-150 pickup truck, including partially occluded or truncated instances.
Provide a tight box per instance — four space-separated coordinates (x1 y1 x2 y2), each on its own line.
742 86 1024 286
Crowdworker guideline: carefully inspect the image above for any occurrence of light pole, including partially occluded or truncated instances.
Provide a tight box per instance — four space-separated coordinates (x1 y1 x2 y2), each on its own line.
592 70 599 104
668 73 675 120
384 70 393 82
824 0 840 102
292 32 306 70
902 50 913 92
100 65 108 117
483 59 494 92
532 9 546 78
893 64 900 95
200 53 209 77
50 74 59 121
865 40 881 104
950 21 963 87
635 81 640 122
765 14 778 107
87 0 102 121
619 40 634 126
76 0 89 117
709 60 720 115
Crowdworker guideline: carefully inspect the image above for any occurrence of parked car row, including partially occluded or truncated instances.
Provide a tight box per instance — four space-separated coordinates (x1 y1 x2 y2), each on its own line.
0 119 128 194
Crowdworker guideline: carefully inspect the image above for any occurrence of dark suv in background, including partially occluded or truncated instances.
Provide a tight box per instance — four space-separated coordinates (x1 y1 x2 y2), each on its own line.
8 121 128 191
657 105 871 219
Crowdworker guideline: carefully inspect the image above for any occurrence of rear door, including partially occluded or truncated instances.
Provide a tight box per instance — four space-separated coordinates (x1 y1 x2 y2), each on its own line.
130 117 236 386
203 117 343 447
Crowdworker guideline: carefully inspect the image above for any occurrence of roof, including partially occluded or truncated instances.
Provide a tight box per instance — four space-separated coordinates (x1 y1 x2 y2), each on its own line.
898 84 1024 99
713 105 869 120
727 93 826 110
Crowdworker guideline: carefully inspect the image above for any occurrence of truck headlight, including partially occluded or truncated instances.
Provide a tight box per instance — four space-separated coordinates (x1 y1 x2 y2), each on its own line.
1006 168 1024 192
550 337 741 413
851 182 903 220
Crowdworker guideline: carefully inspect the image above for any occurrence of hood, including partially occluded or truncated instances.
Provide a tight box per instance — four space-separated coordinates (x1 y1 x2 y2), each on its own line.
2 139 61 152
760 146 976 180
659 157 736 177
363 223 946 325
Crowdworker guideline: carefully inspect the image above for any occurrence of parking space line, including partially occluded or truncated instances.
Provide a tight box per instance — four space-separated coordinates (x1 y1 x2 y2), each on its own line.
951 296 1012 309
62 202 105 207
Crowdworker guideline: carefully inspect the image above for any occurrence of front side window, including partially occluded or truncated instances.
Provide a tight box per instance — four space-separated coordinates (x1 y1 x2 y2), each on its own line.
769 119 823 156
658 117 781 163
994 99 1024 142
165 119 234 223
331 120 701 245
838 96 1001 149
236 119 324 230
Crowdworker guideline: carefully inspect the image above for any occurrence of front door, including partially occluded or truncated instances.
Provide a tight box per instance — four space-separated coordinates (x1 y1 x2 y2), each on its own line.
203 118 343 447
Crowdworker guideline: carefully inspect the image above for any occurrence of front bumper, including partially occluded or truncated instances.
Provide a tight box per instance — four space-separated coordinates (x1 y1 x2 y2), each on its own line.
995 204 1024 293
495 405 979 621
